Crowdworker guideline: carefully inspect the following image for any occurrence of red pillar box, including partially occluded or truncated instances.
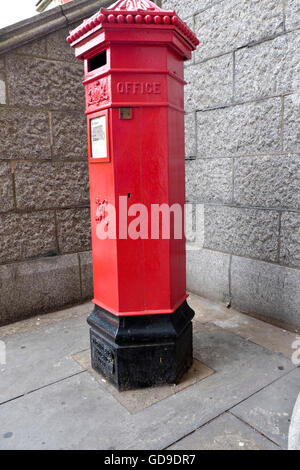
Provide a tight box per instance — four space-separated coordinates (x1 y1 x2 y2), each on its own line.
67 0 199 390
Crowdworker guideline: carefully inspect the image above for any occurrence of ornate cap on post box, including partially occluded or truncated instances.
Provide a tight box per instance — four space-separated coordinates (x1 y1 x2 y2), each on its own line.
66 0 199 390
66 0 199 52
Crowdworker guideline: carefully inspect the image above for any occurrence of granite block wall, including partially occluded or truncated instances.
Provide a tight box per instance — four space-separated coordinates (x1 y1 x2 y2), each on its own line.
0 21 93 325
163 0 300 329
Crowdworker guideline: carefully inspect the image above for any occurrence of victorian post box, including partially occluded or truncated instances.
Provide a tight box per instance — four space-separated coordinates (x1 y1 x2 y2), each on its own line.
67 0 199 390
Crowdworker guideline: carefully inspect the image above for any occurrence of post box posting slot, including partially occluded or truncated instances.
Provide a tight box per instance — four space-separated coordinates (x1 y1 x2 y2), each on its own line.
88 50 107 72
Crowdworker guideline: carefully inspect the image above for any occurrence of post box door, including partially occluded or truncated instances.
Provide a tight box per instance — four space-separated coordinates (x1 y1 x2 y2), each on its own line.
112 106 146 313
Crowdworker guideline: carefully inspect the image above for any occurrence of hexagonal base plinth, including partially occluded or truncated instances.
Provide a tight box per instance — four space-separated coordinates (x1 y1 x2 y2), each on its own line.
87 300 195 391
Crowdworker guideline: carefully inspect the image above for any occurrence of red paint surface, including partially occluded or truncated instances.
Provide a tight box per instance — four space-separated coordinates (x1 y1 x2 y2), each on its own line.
69 0 199 316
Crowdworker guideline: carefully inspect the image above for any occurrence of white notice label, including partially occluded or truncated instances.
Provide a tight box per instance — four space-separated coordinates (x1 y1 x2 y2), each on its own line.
91 115 107 159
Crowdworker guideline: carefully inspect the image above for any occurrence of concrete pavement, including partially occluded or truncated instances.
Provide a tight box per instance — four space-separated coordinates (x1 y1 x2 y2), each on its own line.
0 294 299 450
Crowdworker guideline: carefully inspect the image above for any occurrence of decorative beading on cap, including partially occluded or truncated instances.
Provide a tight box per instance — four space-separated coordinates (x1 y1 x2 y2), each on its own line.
107 0 162 11
66 0 199 48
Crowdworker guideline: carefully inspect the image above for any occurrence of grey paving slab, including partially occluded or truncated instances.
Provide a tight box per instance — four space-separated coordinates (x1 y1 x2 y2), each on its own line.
73 350 214 414
231 368 300 449
0 331 295 450
0 372 126 450
0 302 92 339
169 412 280 450
188 293 299 360
289 391 300 450
0 315 89 403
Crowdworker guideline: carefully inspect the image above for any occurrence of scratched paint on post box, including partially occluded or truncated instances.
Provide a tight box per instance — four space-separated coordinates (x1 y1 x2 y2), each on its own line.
91 115 107 159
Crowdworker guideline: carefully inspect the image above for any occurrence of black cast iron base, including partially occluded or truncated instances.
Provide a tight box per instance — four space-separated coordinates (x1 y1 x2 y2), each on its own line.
87 300 195 391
